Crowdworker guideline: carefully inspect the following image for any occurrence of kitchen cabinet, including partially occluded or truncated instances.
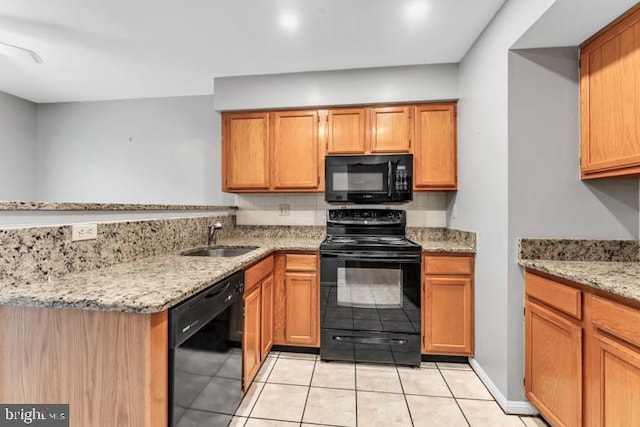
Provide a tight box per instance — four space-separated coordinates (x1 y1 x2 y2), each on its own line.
524 270 640 426
413 103 457 190
222 102 458 193
243 255 274 391
422 254 474 355
0 306 168 427
325 108 368 154
260 274 274 360
222 112 270 190
243 285 261 392
273 252 320 348
369 106 412 153
222 111 322 193
272 110 320 190
588 295 640 426
580 4 640 179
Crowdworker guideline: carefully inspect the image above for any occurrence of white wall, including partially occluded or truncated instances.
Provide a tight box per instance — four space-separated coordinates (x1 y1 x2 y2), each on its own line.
507 46 639 404
36 95 235 206
213 64 458 111
0 91 37 200
451 0 557 410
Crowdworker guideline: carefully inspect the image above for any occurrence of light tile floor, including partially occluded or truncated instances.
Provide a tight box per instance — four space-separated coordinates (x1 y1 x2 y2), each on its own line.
232 352 549 427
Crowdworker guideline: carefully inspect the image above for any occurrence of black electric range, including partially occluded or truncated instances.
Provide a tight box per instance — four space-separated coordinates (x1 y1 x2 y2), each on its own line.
319 209 422 366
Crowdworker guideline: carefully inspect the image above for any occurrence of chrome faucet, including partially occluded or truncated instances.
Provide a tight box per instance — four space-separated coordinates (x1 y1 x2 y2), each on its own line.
208 222 223 246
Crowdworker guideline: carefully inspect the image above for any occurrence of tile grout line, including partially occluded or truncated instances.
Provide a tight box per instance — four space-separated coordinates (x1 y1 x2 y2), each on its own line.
354 362 358 427
298 358 318 425
395 364 416 427
438 365 472 427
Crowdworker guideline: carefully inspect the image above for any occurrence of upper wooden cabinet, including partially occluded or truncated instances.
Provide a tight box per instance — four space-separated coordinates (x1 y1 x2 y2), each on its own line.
414 104 457 190
222 101 458 193
369 106 412 153
326 108 368 154
580 4 640 179
222 111 322 193
272 110 320 190
223 112 270 190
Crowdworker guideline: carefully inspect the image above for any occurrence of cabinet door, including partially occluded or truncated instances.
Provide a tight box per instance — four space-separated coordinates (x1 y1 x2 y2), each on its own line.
243 286 261 392
326 108 367 154
525 300 582 427
580 7 640 178
223 112 270 190
260 275 274 361
589 332 640 427
272 110 320 190
284 271 319 347
422 276 473 355
369 106 412 153
414 104 457 190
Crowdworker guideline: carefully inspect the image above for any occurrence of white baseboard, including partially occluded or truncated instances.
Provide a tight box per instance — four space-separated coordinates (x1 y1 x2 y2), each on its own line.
469 358 538 415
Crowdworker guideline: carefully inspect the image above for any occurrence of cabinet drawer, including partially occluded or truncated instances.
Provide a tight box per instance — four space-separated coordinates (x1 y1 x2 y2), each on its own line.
285 254 317 272
424 255 473 275
245 255 274 292
525 272 582 320
592 296 640 348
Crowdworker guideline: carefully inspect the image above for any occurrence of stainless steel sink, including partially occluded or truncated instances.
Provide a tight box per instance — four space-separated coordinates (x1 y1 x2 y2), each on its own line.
182 246 258 257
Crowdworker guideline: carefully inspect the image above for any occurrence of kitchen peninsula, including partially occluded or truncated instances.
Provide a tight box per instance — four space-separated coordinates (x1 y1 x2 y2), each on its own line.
0 208 474 427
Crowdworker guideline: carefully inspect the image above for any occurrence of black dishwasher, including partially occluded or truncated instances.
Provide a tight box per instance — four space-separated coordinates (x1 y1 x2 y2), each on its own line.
169 271 244 427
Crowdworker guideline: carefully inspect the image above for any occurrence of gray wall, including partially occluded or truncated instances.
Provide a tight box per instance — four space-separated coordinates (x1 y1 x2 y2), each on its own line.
507 47 639 402
36 95 235 205
0 91 37 200
451 0 557 406
214 64 458 111
454 0 640 409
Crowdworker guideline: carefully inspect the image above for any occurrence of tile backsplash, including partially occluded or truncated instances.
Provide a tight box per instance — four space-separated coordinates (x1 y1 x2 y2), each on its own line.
236 193 448 227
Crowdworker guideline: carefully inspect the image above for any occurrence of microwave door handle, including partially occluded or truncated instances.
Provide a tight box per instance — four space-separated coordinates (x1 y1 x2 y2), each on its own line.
387 160 392 197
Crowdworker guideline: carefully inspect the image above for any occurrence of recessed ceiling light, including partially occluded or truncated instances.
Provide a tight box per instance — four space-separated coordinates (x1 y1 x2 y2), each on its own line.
279 12 299 32
0 41 42 64
404 0 429 22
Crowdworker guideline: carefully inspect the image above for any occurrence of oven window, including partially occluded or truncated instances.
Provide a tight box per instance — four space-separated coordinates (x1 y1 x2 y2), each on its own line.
336 267 402 309
333 172 384 192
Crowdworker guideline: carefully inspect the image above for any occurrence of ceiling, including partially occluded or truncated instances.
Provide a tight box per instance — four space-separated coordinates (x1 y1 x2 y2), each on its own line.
0 0 506 103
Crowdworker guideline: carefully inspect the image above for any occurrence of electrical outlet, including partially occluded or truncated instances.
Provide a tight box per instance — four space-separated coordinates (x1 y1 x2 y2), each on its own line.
278 204 290 216
71 223 98 241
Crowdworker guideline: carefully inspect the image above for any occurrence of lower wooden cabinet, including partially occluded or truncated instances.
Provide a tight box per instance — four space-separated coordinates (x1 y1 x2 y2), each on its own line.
525 299 582 427
274 252 320 348
243 255 274 391
422 254 474 355
260 274 274 360
525 270 640 426
243 285 261 392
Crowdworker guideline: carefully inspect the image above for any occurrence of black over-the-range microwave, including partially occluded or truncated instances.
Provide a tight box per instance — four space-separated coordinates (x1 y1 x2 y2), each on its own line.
325 154 413 204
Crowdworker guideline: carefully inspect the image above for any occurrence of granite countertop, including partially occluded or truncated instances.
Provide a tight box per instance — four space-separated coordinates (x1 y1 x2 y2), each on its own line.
520 259 640 302
518 238 640 303
0 201 237 211
0 237 323 313
0 230 475 313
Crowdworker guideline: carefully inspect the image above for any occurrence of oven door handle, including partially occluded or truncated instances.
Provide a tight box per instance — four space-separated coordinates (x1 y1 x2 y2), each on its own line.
321 251 421 263
333 335 409 346
387 160 393 197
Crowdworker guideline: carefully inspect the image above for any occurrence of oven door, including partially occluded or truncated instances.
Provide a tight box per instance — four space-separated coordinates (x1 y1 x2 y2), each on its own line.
319 250 421 365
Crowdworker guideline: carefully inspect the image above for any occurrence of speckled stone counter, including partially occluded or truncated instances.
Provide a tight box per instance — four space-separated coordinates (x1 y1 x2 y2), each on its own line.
518 238 640 303
0 236 323 313
0 201 237 211
407 227 476 253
